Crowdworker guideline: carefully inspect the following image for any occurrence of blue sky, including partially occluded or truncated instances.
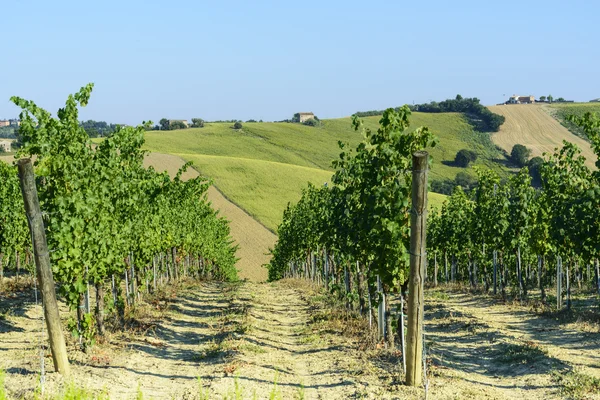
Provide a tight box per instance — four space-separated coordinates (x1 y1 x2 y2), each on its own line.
1 0 598 124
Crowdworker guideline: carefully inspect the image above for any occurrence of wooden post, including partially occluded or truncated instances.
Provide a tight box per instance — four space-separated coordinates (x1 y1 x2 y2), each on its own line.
566 260 571 310
17 158 70 376
493 250 497 295
406 151 428 387
399 293 406 372
595 259 600 297
377 275 385 339
557 255 562 310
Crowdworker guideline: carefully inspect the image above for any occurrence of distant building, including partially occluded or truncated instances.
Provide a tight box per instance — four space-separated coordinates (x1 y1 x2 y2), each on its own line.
8 119 20 127
590 98 600 103
297 112 315 123
507 95 535 104
0 140 12 152
168 119 188 128
0 120 9 127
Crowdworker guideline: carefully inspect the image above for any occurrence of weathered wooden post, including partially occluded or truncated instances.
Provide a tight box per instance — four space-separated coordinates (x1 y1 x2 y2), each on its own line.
377 275 385 339
406 151 428 387
17 158 70 376
557 255 562 310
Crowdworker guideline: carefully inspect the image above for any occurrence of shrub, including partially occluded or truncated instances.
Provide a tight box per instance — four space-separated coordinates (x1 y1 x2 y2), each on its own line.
191 118 205 128
511 144 531 167
455 172 477 191
233 121 243 129
170 121 187 130
455 149 478 167
431 179 454 195
303 118 321 127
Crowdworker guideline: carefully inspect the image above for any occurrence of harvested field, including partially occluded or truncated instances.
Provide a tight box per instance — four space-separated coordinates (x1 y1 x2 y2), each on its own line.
488 104 596 168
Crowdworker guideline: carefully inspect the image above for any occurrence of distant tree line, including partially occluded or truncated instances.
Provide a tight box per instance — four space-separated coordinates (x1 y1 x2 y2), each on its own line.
80 120 119 138
0 126 17 139
354 95 506 132
539 95 569 103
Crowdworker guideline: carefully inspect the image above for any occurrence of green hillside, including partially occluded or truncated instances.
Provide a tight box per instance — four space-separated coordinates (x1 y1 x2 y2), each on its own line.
546 102 600 140
144 112 508 230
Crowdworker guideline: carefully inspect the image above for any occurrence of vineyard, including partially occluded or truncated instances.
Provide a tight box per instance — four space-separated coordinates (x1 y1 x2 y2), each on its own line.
1 87 600 399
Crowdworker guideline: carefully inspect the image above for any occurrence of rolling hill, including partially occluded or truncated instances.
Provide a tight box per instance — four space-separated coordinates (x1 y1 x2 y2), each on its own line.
143 112 509 230
143 153 275 281
488 104 596 168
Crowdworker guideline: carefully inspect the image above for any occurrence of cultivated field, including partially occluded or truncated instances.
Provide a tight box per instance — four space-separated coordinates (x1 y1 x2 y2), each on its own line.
488 104 596 168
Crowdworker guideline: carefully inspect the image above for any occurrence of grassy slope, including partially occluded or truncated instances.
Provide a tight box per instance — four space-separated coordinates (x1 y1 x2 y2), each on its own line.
545 102 600 140
143 153 274 281
144 113 507 230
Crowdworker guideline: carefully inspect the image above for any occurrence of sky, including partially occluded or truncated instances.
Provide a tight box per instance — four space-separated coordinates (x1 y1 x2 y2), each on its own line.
1 0 598 124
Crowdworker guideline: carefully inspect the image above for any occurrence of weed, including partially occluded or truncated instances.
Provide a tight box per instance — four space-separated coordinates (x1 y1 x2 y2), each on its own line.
426 291 449 301
298 334 320 345
197 377 210 400
552 369 600 400
495 341 548 365
296 382 305 400
239 342 267 354
0 369 6 400
268 372 282 400
194 339 220 360
136 383 144 400
54 381 109 400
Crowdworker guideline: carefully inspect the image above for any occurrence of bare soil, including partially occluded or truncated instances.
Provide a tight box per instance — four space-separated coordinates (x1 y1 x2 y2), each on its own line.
3 280 600 399
424 289 600 399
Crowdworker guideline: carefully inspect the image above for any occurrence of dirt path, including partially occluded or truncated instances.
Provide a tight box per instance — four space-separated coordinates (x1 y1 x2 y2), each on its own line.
205 281 377 399
488 104 596 168
2 280 399 399
143 153 276 282
425 291 600 399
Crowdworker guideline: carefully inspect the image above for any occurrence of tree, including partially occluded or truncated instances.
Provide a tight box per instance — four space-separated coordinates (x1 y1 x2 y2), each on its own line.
455 172 477 190
291 113 300 123
191 118 205 128
539 96 547 102
548 94 554 103
455 149 478 167
159 118 170 131
557 97 566 102
170 121 187 130
511 144 531 167
233 121 243 129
